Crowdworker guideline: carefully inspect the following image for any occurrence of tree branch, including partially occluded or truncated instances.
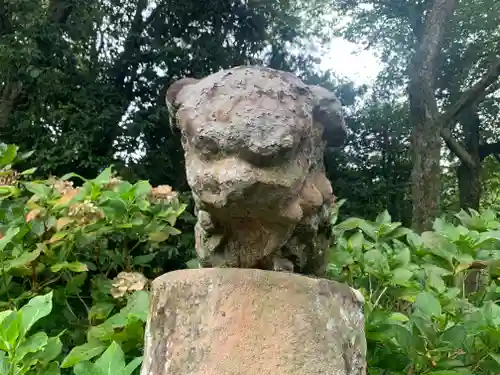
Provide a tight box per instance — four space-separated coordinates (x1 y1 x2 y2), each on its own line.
483 78 500 97
440 127 476 168
440 55 500 127
437 46 500 166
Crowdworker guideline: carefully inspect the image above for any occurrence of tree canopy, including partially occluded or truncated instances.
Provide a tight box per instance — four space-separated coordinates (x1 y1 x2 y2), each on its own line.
1 0 499 226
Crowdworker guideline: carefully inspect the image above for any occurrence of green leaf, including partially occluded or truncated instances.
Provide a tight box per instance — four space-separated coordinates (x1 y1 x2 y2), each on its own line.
89 303 115 322
0 186 17 199
40 336 63 362
0 226 20 251
50 262 70 272
375 210 391 225
60 172 87 182
335 217 364 232
390 324 416 356
65 272 88 295
132 181 151 197
388 312 409 323
4 246 42 272
376 222 404 239
132 253 158 266
440 325 467 350
391 268 413 286
482 301 500 326
385 227 413 240
434 359 467 371
89 291 149 340
392 246 411 267
186 259 201 269
406 232 423 248
148 231 169 243
51 262 88 273
433 218 464 240
47 231 68 244
100 195 128 217
0 144 19 166
167 225 182 235
420 232 457 267
348 232 364 253
18 292 53 337
24 182 53 198
363 249 390 275
122 356 143 375
420 265 450 293
0 352 8 373
148 227 181 242
411 313 438 347
454 209 487 231
19 167 37 176
0 310 13 324
14 331 48 362
16 150 35 161
73 361 101 375
414 291 441 317
29 67 42 78
93 167 113 185
0 311 21 351
489 352 500 365
93 341 126 374
35 361 60 375
61 340 108 368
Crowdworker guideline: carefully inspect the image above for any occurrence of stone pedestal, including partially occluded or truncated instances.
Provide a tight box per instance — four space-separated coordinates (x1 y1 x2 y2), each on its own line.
140 268 366 375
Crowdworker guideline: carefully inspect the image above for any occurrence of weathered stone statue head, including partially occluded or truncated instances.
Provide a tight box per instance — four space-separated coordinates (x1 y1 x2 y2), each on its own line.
166 65 347 276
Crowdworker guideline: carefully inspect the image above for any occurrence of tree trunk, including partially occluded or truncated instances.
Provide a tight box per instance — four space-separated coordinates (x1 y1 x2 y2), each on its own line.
409 0 456 233
457 108 482 210
457 163 481 211
0 82 22 129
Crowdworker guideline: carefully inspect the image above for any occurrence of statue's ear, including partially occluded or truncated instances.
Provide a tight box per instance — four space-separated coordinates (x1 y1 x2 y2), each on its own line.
308 85 348 147
165 78 199 131
165 77 199 108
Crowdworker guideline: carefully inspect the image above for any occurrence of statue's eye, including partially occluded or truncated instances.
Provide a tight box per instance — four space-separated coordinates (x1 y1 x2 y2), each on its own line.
194 135 220 157
313 107 328 122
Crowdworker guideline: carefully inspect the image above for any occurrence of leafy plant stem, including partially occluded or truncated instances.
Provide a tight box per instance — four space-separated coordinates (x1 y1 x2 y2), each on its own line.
373 286 388 309
38 276 61 289
0 251 11 306
66 299 78 320
77 292 90 315
369 274 373 299
31 262 38 291
472 353 489 372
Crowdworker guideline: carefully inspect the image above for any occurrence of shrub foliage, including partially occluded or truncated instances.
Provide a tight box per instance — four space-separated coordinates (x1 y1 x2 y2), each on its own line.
0 143 499 375
0 144 187 374
330 200 500 375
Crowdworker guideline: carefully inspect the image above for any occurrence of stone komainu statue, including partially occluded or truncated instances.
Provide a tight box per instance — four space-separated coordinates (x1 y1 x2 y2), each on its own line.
166 66 347 276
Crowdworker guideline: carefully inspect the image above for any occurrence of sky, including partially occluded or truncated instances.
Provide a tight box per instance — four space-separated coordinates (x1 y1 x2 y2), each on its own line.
321 37 382 86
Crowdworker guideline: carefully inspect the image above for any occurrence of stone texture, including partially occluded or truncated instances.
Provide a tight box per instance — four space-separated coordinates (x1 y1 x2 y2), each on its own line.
140 268 366 375
165 65 347 275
